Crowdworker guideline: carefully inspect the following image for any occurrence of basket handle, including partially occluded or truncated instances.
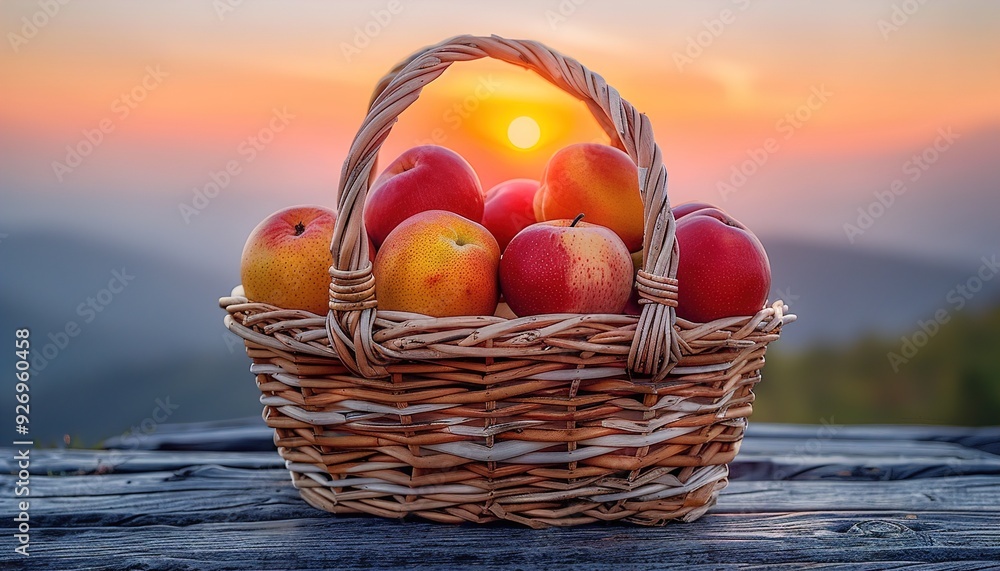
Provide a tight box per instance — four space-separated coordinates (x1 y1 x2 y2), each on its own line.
328 34 681 380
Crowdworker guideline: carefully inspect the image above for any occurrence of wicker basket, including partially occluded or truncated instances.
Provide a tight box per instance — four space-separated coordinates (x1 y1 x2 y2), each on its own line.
220 34 793 528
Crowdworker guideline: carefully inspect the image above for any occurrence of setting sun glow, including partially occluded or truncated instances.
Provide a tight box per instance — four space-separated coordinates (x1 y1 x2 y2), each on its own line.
507 116 541 149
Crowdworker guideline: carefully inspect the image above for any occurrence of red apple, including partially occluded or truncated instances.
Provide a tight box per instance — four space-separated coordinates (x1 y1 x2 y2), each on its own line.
534 143 645 252
240 205 337 315
482 178 540 252
672 201 721 221
374 210 500 317
500 215 633 317
624 249 644 316
674 208 770 322
364 145 483 248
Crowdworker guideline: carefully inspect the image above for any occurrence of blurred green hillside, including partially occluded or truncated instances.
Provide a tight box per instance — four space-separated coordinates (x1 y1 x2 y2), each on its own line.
754 304 1000 426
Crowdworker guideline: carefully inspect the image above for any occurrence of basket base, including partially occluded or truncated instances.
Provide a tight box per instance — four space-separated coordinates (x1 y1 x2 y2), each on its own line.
288 465 728 528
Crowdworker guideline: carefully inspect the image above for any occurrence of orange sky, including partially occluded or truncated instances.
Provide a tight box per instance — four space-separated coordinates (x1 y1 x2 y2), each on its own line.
2 0 999 265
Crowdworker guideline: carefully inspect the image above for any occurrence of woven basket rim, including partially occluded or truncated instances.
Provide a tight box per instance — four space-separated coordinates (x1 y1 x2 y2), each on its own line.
221 286 793 370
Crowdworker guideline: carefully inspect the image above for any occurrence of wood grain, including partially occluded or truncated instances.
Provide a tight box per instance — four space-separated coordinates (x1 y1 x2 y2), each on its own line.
2 421 998 570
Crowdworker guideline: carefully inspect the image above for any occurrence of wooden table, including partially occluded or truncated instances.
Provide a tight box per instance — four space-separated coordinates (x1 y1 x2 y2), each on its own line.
4 420 999 570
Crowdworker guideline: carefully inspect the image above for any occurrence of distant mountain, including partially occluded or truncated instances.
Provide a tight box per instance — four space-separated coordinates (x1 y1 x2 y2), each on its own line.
761 236 1000 349
0 231 259 445
753 304 1000 426
1 230 996 443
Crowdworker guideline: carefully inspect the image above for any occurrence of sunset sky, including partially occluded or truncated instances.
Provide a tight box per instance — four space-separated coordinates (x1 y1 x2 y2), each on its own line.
2 0 998 272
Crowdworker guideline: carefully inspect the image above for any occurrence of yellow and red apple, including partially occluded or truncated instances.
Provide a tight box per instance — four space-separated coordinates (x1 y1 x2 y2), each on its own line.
364 145 484 249
373 210 500 317
534 143 645 252
675 206 770 322
481 178 539 252
240 205 336 315
499 216 633 316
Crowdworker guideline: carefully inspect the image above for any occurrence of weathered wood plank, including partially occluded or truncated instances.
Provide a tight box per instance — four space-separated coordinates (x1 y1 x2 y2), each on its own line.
730 448 1000 481
0 449 283 475
96 419 1000 457
7 439 999 487
9 511 1000 570
745 424 1000 456
13 468 1000 521
101 418 276 452
739 434 1000 461
87 419 1000 484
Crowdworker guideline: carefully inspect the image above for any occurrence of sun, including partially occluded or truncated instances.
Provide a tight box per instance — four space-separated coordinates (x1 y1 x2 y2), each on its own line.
507 116 541 149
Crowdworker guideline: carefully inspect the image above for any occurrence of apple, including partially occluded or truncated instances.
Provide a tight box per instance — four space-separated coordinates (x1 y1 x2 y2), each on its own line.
373 210 500 317
534 143 645 252
674 207 770 322
624 249 644 316
364 145 484 249
481 178 540 252
500 215 633 317
240 205 337 315
672 201 719 221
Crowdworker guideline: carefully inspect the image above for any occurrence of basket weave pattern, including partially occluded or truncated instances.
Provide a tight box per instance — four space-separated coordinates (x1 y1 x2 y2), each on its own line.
221 35 791 527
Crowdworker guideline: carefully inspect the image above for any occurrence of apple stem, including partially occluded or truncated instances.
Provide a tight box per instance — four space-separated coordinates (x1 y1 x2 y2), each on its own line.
294 222 306 236
571 213 585 227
